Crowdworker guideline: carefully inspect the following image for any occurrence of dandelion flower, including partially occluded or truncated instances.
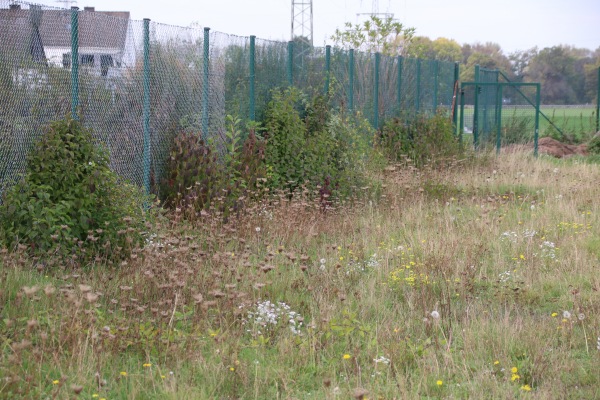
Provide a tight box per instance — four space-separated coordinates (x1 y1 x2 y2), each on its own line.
430 310 440 320
52 380 60 385
511 374 520 382
436 380 443 386
494 360 500 365
143 363 152 368
120 371 127 377
511 367 518 374
551 312 558 317
229 367 235 371
562 310 571 319
343 354 351 360
521 384 532 391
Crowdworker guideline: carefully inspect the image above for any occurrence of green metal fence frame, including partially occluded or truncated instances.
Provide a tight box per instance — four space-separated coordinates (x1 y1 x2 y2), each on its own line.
461 81 541 156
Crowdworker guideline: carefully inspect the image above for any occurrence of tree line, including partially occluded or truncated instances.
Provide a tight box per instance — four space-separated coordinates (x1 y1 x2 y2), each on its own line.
331 16 599 105
410 37 599 105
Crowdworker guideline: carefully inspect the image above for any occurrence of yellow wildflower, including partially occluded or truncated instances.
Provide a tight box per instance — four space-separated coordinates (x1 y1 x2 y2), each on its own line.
343 354 351 360
436 380 443 386
521 384 532 391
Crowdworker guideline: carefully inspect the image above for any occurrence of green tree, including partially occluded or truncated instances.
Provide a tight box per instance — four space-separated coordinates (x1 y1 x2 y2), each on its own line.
331 15 415 56
509 47 538 81
459 42 513 82
526 46 581 104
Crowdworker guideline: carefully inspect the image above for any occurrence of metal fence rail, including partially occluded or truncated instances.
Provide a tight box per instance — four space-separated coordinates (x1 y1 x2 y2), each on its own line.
0 0 458 199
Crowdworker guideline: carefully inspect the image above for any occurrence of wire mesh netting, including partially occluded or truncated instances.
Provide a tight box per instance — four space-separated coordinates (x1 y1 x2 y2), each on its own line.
460 71 540 151
0 0 458 200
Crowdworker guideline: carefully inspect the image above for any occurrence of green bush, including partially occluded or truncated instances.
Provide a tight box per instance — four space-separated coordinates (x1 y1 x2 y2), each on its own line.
0 117 151 266
161 116 266 218
262 88 376 198
378 112 463 168
588 135 600 155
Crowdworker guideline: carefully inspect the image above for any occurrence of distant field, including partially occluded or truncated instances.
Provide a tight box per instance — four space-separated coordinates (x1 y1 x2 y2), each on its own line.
460 106 598 144
539 106 597 137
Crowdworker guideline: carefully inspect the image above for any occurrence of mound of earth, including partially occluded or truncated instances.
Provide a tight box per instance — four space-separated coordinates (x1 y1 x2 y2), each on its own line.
502 137 588 158
536 137 587 158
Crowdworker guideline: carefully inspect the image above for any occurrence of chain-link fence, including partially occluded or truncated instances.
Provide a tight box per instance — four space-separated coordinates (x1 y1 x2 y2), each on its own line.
0 0 458 200
460 67 541 154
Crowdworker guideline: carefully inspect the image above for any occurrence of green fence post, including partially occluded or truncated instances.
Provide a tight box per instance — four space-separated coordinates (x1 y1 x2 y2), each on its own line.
249 35 256 121
473 64 480 148
495 84 503 155
348 49 354 111
596 66 599 132
70 6 79 119
287 41 294 86
459 85 465 146
396 55 403 115
415 59 421 113
433 60 438 112
202 27 210 140
534 83 541 157
373 53 380 129
142 18 151 194
453 62 459 130
324 45 331 95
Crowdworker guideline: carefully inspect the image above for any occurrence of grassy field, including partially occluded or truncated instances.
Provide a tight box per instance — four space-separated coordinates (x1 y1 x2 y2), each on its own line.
1 152 600 399
539 107 597 139
459 106 597 146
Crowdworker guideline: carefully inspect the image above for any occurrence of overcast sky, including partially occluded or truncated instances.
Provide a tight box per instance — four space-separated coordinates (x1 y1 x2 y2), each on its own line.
28 0 600 54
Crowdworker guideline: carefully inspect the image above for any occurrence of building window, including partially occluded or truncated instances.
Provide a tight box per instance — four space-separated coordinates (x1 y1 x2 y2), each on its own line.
100 54 113 76
62 53 71 68
80 54 94 66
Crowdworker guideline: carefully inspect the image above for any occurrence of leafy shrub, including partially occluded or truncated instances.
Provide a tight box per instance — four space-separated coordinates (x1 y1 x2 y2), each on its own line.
161 116 266 218
262 88 377 198
263 88 307 191
501 113 534 145
378 112 462 168
0 117 151 266
588 134 600 155
161 132 222 211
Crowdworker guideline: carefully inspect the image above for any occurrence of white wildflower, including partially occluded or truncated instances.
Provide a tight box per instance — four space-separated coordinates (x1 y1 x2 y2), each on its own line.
430 310 440 320
373 356 390 365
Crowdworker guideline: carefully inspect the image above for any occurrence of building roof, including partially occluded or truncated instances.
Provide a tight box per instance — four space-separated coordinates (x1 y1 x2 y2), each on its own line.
0 5 130 64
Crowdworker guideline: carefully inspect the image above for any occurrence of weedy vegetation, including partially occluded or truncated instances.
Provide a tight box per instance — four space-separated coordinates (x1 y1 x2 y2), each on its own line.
0 101 599 399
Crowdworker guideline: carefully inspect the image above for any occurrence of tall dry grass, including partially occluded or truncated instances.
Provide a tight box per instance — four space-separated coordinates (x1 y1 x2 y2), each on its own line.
1 152 599 399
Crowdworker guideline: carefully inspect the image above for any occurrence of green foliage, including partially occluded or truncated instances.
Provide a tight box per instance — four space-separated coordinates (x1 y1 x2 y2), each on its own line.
501 112 534 145
0 117 151 265
161 116 266 218
378 112 463 168
161 132 222 211
331 15 415 56
587 135 600 155
262 88 376 198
